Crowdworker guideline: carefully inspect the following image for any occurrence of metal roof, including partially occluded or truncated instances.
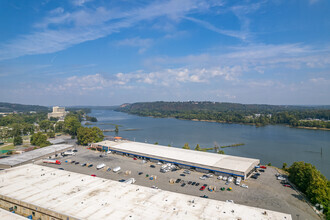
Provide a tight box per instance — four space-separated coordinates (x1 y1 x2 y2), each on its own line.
0 164 291 220
95 141 260 176
0 144 73 167
0 208 27 220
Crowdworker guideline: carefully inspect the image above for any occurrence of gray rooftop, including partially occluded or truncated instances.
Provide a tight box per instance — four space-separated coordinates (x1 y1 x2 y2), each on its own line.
0 164 291 220
0 208 27 220
0 144 73 167
96 141 260 176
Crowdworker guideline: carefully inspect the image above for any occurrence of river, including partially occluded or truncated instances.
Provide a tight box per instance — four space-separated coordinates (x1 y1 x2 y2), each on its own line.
86 109 330 179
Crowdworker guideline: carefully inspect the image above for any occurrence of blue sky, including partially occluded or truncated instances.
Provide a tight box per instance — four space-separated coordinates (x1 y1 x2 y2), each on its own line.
0 0 329 106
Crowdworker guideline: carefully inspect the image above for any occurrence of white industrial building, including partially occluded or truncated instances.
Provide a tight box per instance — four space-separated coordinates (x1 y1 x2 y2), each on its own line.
47 106 68 119
0 144 73 169
0 164 291 220
93 141 260 179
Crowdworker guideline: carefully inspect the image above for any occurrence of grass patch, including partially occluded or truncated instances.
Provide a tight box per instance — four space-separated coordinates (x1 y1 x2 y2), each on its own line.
1 144 15 150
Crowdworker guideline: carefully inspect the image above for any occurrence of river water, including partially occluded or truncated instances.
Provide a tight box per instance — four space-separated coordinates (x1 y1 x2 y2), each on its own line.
87 109 330 179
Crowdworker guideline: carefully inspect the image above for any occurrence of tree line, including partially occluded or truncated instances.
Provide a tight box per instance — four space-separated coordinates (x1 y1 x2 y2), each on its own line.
117 102 330 128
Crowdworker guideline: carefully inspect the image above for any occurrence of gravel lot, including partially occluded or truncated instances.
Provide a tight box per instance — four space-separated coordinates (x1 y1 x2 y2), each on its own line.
38 146 320 220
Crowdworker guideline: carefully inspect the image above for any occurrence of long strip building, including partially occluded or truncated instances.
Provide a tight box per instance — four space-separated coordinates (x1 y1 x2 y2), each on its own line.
92 141 260 179
0 164 291 220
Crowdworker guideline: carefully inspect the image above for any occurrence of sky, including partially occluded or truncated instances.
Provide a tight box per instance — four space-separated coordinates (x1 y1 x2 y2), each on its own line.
0 0 329 106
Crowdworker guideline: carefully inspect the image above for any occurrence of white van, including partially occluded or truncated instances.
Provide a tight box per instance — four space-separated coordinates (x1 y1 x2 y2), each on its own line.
63 151 75 156
124 178 136 184
97 163 105 170
113 166 121 172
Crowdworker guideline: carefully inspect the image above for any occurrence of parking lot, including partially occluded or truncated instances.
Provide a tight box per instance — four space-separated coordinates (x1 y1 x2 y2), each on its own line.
38 146 320 220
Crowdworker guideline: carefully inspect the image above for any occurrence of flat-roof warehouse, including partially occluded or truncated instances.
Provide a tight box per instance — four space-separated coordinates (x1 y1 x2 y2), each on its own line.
0 144 73 169
0 164 291 220
93 141 260 179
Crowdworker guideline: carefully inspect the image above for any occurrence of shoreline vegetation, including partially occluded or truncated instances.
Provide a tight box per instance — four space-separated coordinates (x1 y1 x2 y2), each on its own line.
220 143 245 148
116 101 330 131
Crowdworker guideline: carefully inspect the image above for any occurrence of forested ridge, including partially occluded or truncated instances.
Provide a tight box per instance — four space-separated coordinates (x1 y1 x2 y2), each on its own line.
116 101 330 128
0 102 49 112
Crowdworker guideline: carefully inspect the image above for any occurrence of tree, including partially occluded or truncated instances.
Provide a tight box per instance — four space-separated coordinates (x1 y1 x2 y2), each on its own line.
13 136 23 146
267 162 272 166
55 121 64 133
77 127 104 146
154 142 158 145
218 150 225 154
288 161 330 218
182 143 190 149
30 132 51 147
47 131 55 138
64 116 82 137
195 144 201 151
115 125 119 135
39 120 51 132
282 162 288 170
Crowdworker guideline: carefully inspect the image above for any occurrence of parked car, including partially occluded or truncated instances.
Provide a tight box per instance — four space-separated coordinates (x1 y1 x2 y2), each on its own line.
200 186 206 191
138 172 143 175
283 184 292 188
183 170 191 174
71 160 75 164
188 181 192 185
181 183 186 187
91 174 96 177
200 195 208 198
259 169 265 172
251 174 259 179
73 149 78 152
58 168 64 170
150 165 156 168
107 168 111 172
133 157 137 160
199 176 206 180
217 176 223 180
220 187 225 191
241 184 248 189
203 184 207 187
81 163 87 167
75 162 79 165
195 183 200 186
180 174 186 177
260 165 267 169
192 182 196 185
175 179 181 183
88 164 93 168
222 176 228 181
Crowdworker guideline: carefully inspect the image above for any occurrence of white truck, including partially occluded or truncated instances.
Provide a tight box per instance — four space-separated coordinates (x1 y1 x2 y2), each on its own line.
235 177 242 185
113 166 121 173
124 178 136 184
96 163 106 170
63 151 75 156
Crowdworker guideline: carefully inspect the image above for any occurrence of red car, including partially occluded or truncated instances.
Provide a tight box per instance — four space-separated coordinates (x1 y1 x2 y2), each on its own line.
133 158 137 160
260 166 267 169
200 186 206 191
283 184 291 188
91 174 96 177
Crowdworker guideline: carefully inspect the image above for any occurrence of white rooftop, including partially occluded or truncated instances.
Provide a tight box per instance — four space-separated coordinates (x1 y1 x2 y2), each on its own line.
0 144 73 167
0 208 27 220
0 164 291 220
97 141 259 175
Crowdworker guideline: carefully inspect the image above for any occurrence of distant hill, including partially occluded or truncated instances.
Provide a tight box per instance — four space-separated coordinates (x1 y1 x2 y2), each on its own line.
116 101 330 128
117 101 329 113
0 102 49 112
